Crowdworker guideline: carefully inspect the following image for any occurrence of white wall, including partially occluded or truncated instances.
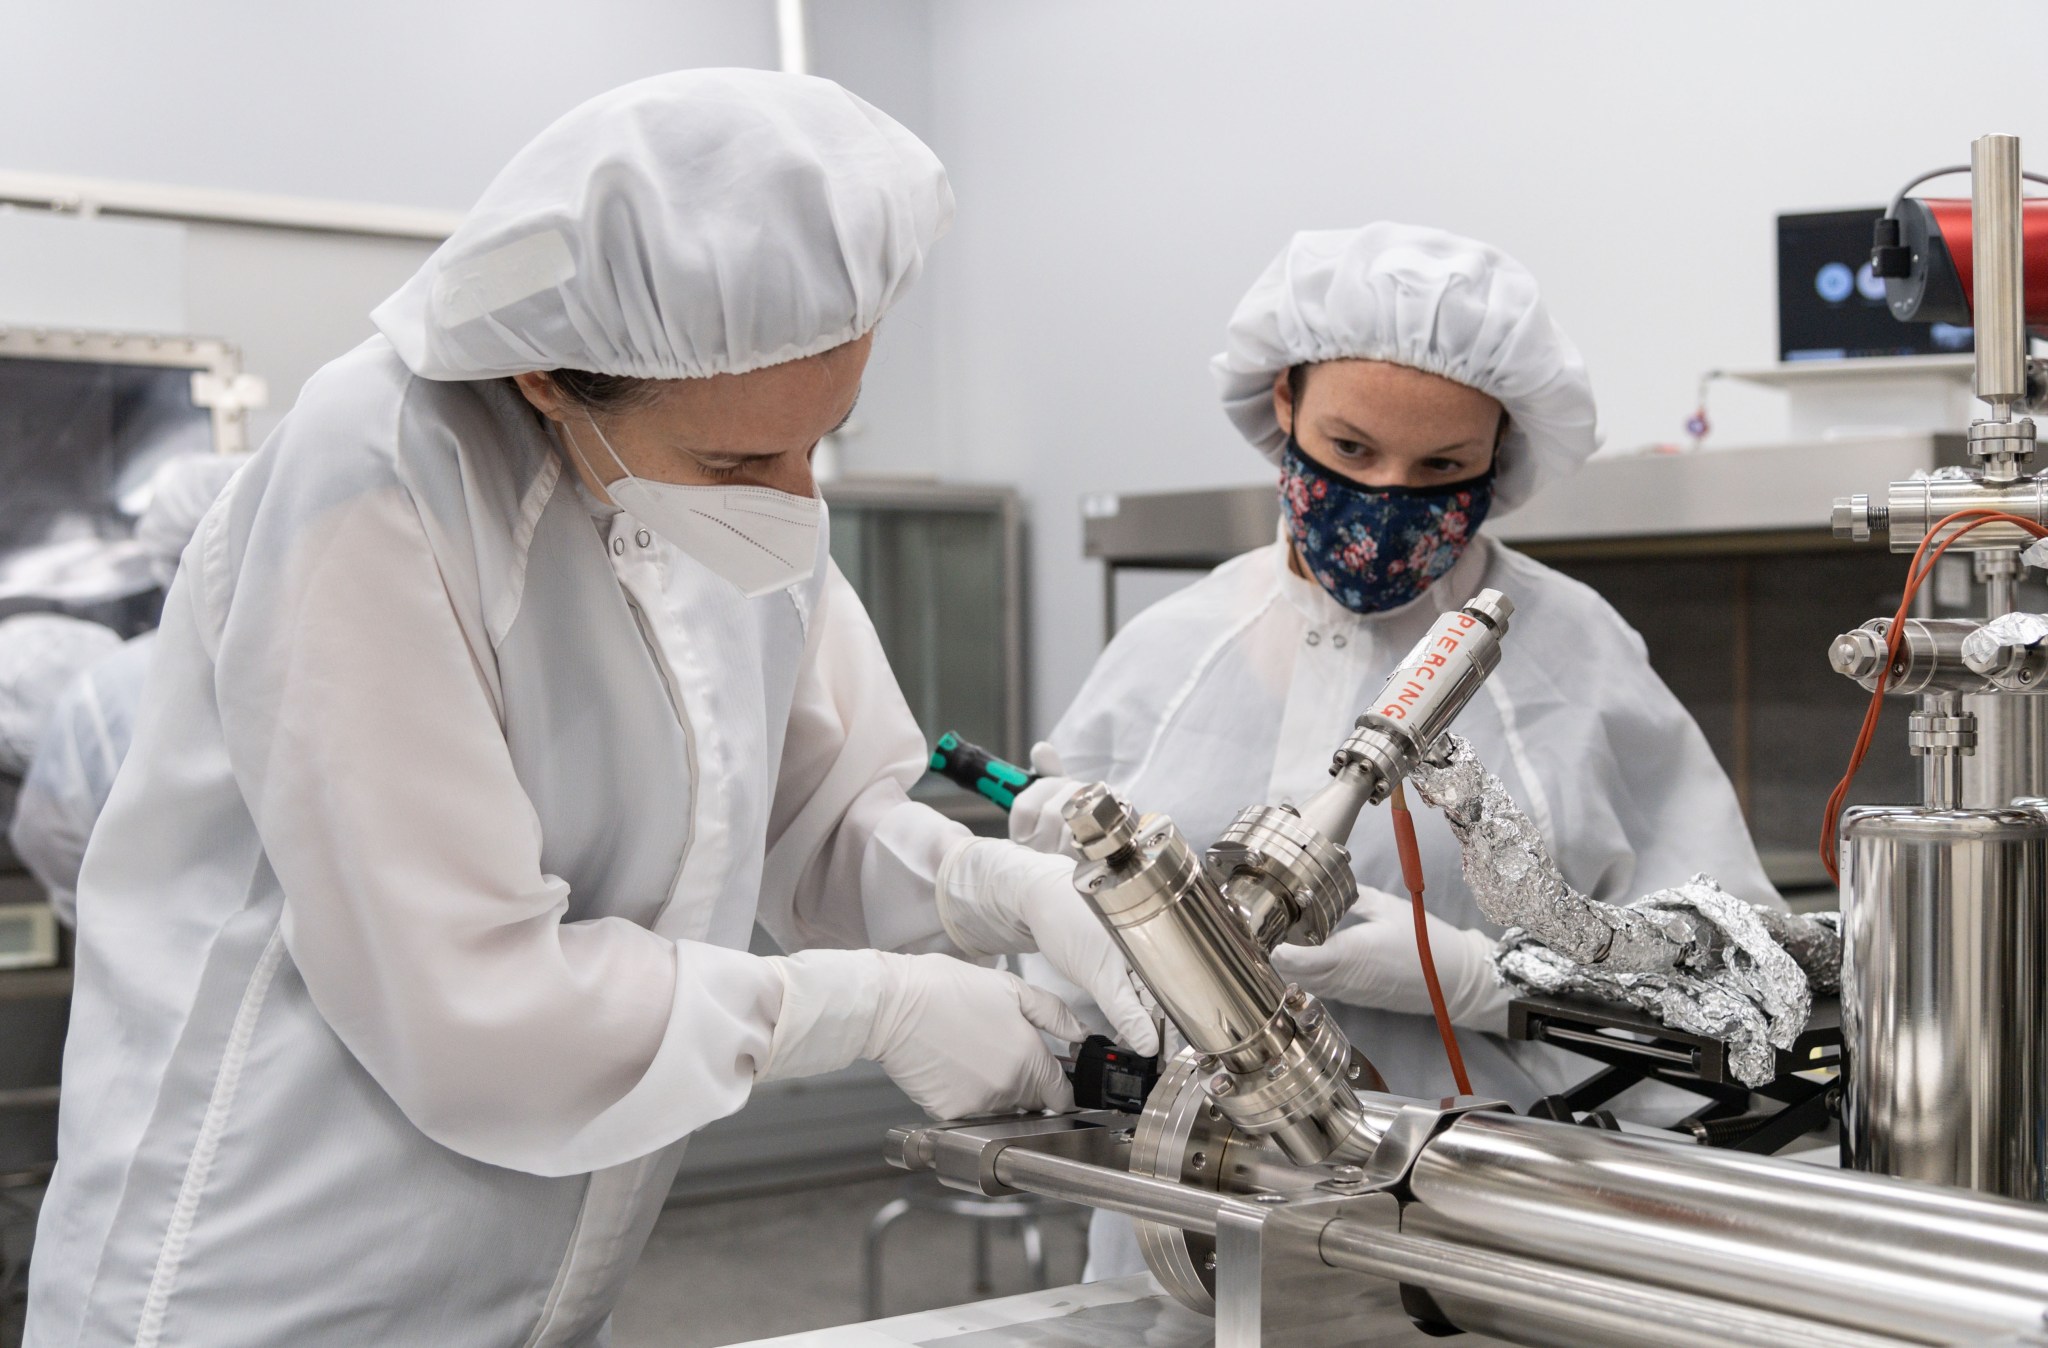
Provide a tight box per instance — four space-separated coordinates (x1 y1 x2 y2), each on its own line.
0 1 775 210
914 0 2048 735
0 0 781 448
806 0 947 481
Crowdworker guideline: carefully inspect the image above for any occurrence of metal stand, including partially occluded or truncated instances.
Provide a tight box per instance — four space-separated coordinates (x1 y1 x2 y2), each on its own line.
1508 994 1841 1154
861 1176 1073 1320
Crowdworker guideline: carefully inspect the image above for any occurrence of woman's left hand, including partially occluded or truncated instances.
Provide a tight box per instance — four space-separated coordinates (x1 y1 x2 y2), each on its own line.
1271 887 1510 1033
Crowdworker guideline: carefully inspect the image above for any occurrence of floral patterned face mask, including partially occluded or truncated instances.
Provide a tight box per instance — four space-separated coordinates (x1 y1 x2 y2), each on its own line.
1279 437 1494 615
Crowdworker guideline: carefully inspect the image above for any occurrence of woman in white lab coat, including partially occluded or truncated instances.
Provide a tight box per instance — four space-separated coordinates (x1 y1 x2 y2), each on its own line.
28 70 1151 1348
1010 224 1782 1276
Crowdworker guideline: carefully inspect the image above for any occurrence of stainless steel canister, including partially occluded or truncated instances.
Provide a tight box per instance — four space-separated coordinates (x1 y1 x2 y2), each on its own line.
1840 804 2048 1198
1960 692 2048 809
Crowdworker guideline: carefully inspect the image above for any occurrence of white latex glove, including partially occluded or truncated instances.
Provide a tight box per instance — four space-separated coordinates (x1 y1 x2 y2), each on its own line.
760 949 1083 1119
1271 887 1511 1034
937 836 1161 1056
1008 741 1083 855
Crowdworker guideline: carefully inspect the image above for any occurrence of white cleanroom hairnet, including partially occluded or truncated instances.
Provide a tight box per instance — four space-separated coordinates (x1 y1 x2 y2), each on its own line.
1212 223 1599 512
373 68 953 382
136 453 249 588
0 613 121 774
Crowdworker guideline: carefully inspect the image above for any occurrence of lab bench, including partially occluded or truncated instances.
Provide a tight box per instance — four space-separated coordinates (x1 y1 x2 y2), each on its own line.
721 1274 1513 1347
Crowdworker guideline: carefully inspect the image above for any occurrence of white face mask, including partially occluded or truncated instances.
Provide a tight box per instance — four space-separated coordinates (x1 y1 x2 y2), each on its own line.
561 414 821 599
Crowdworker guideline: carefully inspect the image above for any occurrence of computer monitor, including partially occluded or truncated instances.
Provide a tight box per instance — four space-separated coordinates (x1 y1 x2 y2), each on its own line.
1777 208 1972 361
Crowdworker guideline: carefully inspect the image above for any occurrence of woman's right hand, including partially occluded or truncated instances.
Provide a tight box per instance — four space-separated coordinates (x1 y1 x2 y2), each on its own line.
866 953 1084 1119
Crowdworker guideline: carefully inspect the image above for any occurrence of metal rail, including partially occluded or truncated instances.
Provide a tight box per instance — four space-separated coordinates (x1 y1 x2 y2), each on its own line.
1407 1111 2048 1344
1318 1220 1913 1348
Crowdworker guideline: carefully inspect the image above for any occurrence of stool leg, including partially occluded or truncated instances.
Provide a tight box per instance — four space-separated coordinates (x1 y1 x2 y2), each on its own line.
1021 1219 1048 1290
863 1196 912 1321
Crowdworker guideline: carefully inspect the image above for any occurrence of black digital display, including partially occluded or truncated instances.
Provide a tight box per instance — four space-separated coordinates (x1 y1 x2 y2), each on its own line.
1777 208 1972 361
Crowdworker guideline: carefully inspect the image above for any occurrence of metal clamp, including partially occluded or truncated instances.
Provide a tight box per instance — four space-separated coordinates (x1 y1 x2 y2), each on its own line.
1908 708 1979 755
1352 1097 1514 1202
1205 805 1358 949
1968 416 2039 481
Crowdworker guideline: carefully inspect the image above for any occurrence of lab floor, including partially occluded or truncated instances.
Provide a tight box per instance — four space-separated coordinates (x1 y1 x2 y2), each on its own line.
613 1176 1092 1348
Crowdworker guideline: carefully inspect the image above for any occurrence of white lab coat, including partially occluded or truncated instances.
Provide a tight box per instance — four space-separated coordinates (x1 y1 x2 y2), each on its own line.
10 634 154 927
1052 532 1781 1279
27 338 967 1348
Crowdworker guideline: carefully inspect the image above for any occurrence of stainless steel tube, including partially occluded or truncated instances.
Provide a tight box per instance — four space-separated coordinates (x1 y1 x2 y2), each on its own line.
992 1133 1907 1346
1071 805 1380 1165
1980 548 2023 619
1320 1220 1913 1348
1077 834 1283 1068
989 1146 1267 1236
1878 475 2048 551
1405 1110 2048 1343
1841 805 2048 1198
1302 592 1514 834
1975 133 2026 408
1830 618 1995 696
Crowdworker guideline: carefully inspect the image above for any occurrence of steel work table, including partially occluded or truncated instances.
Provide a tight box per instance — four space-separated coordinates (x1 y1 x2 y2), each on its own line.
723 1273 1511 1346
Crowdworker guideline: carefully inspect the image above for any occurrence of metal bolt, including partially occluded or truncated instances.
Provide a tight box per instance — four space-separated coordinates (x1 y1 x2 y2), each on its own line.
1267 1063 1286 1081
1283 984 1309 1009
1195 1055 1220 1074
1829 630 1884 681
1189 1151 1209 1172
1203 1251 1218 1272
1345 1062 1364 1083
1207 1073 1236 1097
1316 1163 1369 1194
1063 784 1140 861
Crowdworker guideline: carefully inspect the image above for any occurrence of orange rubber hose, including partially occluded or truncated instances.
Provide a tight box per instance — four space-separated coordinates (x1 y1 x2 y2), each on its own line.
1391 781 1473 1095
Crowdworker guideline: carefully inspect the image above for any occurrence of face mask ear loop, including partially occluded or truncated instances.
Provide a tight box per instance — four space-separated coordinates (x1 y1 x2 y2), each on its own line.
580 413 636 483
550 414 628 498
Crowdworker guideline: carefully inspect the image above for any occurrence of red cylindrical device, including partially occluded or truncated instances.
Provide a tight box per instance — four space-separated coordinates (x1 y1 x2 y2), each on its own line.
1884 197 2048 327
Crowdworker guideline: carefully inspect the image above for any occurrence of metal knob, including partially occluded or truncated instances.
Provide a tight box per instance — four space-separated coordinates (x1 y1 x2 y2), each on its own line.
1063 783 1141 862
1833 494 1882 543
1831 628 1887 681
1463 589 1515 631
1964 640 2027 679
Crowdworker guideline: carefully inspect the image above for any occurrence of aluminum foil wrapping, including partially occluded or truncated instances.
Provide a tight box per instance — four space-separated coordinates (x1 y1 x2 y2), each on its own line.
1409 736 1698 972
1962 610 2048 670
1410 733 1841 1086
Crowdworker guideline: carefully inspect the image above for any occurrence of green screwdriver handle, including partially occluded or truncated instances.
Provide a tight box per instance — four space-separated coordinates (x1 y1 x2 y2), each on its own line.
929 732 1039 810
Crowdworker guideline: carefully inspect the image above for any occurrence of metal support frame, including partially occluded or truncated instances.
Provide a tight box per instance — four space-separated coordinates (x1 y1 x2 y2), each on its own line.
1509 994 1841 1155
